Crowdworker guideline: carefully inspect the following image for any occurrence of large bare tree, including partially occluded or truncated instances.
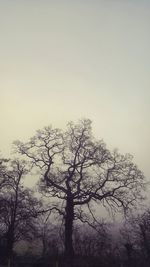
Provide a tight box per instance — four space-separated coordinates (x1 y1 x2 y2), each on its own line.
14 119 145 260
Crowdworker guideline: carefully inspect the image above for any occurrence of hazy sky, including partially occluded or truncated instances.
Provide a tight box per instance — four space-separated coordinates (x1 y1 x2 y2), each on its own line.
0 0 150 182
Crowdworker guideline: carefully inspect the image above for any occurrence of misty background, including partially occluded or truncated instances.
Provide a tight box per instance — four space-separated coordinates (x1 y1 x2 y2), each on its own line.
0 0 150 185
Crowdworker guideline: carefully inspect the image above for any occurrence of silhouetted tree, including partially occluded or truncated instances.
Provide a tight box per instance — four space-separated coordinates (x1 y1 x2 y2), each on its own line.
125 209 150 265
0 159 40 267
0 158 10 190
14 119 145 263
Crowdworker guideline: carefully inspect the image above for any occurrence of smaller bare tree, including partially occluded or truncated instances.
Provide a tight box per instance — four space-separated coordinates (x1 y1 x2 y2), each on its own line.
0 159 41 267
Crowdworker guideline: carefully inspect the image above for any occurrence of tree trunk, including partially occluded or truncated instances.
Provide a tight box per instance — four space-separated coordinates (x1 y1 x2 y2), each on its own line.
6 226 14 267
64 194 74 260
7 240 13 267
124 243 133 267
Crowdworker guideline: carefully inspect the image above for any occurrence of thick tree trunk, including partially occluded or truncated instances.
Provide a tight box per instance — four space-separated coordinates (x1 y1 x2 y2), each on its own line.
124 243 133 267
6 226 14 267
64 195 74 259
7 241 13 267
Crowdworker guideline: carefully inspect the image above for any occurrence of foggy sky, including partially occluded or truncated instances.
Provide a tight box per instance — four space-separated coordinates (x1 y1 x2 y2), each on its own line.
0 0 150 184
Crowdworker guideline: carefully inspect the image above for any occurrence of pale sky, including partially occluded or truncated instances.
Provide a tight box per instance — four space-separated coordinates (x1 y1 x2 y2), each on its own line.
0 0 150 183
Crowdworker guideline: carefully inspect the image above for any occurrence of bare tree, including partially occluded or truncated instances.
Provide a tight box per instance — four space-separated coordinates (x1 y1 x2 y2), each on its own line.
126 209 150 262
0 158 10 190
139 210 150 260
14 119 145 261
0 159 40 267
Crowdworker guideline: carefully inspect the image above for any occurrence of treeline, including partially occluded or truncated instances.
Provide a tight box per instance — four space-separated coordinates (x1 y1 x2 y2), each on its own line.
0 119 148 267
